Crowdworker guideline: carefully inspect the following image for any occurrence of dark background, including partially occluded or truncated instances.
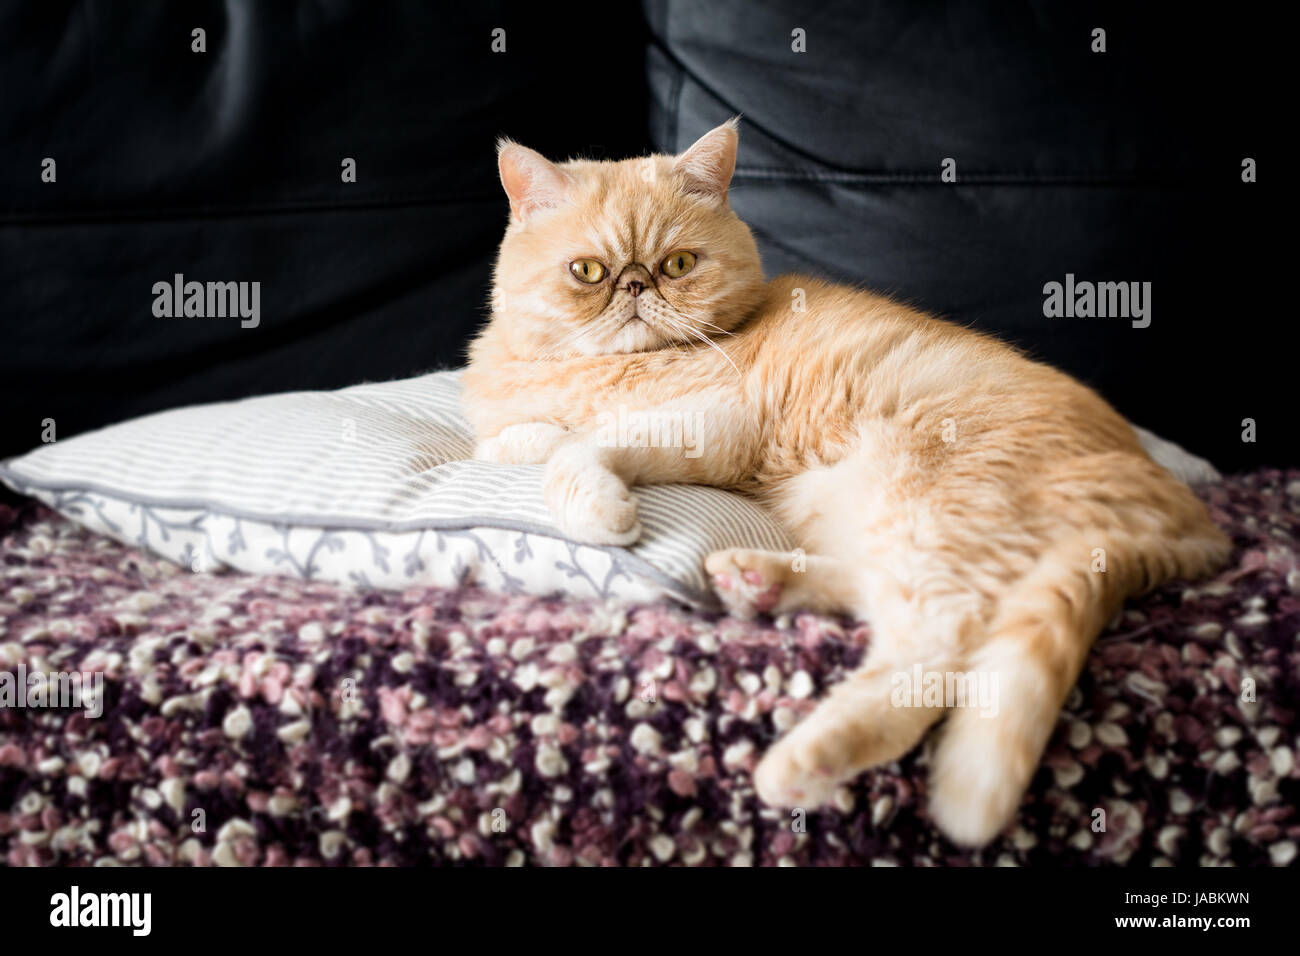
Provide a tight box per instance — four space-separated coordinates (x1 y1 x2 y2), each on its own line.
0 1 1288 477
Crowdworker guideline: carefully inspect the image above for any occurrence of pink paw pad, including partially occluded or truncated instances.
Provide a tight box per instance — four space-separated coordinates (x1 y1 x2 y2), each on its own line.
753 583 782 613
710 558 784 616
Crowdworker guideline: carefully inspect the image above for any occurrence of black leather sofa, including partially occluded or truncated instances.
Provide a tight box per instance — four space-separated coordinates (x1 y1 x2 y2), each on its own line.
0 1 1284 472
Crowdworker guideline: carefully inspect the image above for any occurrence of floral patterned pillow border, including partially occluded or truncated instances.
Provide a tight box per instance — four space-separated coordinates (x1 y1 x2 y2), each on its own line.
1 481 691 606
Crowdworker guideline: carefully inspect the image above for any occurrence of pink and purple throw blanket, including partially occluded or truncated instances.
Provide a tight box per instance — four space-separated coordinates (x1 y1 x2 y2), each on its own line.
2 469 1298 866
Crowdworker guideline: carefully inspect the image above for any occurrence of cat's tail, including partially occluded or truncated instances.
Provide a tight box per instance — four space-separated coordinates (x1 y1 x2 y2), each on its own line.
925 523 1229 846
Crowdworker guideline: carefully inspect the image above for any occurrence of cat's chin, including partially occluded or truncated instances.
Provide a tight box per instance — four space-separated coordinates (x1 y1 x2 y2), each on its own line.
588 318 675 357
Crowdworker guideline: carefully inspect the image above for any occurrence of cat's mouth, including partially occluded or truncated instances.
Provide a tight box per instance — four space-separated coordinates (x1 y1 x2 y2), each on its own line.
617 299 648 328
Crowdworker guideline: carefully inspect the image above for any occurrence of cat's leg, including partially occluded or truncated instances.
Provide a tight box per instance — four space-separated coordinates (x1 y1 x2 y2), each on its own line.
748 443 1013 806
543 394 759 545
925 622 1089 847
543 438 644 545
917 531 1122 846
925 462 1231 846
474 422 569 464
753 558 990 809
705 548 861 618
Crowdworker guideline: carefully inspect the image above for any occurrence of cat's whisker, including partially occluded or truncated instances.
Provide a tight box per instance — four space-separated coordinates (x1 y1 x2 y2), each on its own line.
693 322 737 339
667 307 738 341
683 314 733 336
658 312 742 378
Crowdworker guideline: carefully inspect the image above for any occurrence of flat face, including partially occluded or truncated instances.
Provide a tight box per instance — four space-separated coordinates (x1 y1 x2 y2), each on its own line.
494 156 763 358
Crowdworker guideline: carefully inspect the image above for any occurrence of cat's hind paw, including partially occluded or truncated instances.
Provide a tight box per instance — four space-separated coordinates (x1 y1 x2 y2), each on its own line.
752 712 853 810
705 548 786 619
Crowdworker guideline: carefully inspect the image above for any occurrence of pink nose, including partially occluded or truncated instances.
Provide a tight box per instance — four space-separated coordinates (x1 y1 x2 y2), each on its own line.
626 280 644 297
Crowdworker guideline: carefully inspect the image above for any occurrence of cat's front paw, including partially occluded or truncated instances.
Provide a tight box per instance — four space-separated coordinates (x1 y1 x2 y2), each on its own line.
474 422 569 465
544 447 641 546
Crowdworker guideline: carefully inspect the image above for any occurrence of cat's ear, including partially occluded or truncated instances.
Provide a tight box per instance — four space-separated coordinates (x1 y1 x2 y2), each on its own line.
673 118 740 202
498 140 572 223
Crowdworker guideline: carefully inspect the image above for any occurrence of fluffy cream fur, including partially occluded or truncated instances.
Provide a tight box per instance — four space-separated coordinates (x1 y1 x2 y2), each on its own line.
462 122 1230 847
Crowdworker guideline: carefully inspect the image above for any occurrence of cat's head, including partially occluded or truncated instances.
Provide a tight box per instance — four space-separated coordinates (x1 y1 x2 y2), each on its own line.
490 119 765 358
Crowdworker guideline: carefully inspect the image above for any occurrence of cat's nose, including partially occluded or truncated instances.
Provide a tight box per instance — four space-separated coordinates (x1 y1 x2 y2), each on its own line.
625 280 644 298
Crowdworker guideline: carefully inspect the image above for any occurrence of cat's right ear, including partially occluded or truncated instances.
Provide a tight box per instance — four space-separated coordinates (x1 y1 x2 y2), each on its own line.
673 118 740 202
498 140 571 223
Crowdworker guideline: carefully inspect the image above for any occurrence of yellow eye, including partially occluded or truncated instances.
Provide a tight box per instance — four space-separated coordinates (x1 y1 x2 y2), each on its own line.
660 250 697 278
570 259 606 283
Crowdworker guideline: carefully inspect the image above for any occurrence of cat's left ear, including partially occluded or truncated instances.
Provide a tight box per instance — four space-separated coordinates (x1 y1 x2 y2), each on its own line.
673 118 740 202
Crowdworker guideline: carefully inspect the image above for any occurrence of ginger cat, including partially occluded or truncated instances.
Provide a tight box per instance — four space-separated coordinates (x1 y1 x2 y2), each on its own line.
461 120 1230 847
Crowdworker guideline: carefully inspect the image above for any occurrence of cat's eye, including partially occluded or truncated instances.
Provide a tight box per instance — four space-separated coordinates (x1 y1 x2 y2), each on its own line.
660 250 697 278
570 258 607 283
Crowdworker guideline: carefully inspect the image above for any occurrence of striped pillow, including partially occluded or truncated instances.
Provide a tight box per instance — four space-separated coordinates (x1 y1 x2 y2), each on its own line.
0 371 792 608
